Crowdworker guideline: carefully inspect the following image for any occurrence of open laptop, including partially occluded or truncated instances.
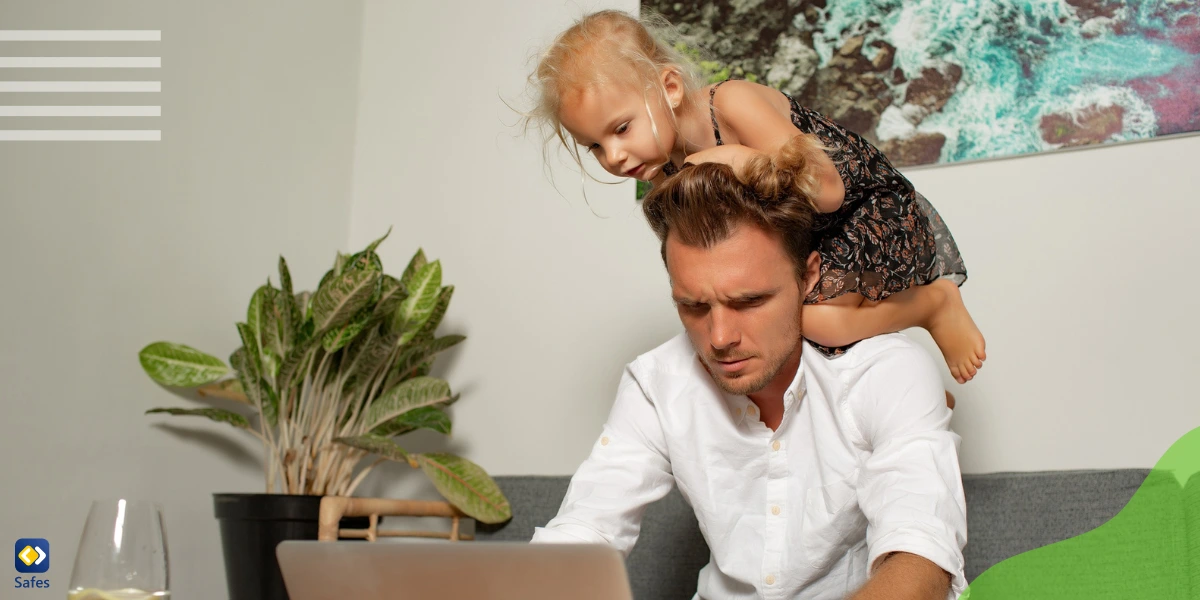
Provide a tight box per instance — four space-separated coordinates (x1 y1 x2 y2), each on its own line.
276 540 634 600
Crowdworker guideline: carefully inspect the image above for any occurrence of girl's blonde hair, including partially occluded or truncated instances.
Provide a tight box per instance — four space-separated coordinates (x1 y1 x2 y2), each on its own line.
523 9 703 176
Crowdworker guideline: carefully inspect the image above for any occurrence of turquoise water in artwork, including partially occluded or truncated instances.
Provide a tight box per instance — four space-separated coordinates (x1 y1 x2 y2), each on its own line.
799 0 1199 162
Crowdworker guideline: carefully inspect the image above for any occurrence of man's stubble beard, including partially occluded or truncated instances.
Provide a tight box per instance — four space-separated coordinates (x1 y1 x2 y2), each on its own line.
702 305 804 396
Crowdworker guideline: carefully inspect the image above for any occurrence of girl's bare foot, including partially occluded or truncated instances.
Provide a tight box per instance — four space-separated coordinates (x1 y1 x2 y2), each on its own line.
926 279 986 384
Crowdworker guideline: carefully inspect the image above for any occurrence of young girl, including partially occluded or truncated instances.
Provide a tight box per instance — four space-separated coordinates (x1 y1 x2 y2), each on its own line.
525 10 985 384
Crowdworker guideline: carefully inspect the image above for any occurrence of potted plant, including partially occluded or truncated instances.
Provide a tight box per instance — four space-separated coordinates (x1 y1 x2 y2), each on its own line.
137 229 511 600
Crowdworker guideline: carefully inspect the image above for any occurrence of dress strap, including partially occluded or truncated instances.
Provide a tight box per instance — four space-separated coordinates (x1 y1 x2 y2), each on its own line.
709 80 731 147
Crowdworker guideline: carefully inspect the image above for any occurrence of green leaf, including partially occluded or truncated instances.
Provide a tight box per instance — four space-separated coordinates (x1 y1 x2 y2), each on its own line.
364 376 452 430
139 342 229 387
316 251 351 292
414 285 454 342
361 227 392 256
145 407 251 429
371 405 452 437
294 291 312 325
246 284 271 357
237 321 277 379
334 433 411 464
390 261 441 341
275 340 315 392
230 346 278 427
400 248 427 289
415 453 512 524
342 328 399 398
372 275 408 321
334 251 350 275
393 334 464 380
346 249 384 275
279 255 299 321
321 307 375 352
267 286 292 359
311 267 380 334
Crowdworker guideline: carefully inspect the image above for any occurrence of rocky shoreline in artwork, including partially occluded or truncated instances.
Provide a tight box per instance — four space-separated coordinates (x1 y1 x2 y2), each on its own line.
643 0 1200 166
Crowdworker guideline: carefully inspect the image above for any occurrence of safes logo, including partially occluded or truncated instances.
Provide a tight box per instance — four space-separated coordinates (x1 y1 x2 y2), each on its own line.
14 539 49 573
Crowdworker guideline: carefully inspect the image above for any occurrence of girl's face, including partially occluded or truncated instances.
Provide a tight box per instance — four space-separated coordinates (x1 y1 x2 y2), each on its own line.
558 76 681 182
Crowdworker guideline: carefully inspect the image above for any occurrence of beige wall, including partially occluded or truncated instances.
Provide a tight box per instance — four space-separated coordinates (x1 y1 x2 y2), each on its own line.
0 0 364 598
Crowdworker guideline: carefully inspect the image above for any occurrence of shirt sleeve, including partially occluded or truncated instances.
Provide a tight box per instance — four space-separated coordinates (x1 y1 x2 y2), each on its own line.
530 363 675 556
849 344 969 599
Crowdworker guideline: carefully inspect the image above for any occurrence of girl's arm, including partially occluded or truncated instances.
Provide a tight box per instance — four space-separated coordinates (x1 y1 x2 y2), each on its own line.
711 81 846 213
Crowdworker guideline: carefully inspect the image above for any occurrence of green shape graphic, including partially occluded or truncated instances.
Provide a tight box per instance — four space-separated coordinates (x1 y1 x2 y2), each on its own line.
962 425 1200 599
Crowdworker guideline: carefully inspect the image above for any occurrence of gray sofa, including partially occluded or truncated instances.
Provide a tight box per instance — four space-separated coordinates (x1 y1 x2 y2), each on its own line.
476 469 1153 599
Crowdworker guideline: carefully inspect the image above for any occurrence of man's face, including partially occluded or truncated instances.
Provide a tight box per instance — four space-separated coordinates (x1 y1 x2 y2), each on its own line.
665 222 812 396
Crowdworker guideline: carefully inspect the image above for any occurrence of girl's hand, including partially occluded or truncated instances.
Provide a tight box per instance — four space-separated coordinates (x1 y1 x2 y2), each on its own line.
684 144 762 176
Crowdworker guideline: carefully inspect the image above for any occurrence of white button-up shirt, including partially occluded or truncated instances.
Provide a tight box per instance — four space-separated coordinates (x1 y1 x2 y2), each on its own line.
532 333 968 599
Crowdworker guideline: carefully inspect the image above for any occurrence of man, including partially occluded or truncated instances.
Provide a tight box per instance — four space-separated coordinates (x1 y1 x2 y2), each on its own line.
532 162 968 599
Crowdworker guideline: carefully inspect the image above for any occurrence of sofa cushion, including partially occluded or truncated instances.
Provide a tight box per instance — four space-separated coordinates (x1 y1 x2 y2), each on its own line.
478 469 1151 598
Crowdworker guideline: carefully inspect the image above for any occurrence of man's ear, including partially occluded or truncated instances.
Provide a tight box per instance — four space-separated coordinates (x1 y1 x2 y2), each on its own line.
661 68 684 111
801 251 821 298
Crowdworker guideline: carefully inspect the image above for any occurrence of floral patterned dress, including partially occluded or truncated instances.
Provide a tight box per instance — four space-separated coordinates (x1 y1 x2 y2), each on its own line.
666 81 968 357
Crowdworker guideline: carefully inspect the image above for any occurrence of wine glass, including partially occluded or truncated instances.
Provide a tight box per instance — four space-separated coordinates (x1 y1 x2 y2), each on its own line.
67 499 169 600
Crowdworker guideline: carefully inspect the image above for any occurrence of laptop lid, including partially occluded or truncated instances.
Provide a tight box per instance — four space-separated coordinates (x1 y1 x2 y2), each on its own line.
276 540 634 600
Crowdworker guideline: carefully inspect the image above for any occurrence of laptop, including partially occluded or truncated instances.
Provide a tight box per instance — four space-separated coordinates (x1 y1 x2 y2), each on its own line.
276 540 634 600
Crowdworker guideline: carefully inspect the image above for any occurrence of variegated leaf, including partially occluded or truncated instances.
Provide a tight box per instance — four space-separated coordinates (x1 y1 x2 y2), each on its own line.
372 275 408 320
295 291 312 326
415 453 512 524
275 341 315 392
334 433 411 464
392 334 465 381
342 328 398 397
247 284 271 358
311 267 379 334
279 255 301 325
321 307 375 352
371 405 451 437
415 285 455 341
399 248 427 288
364 376 452 431
230 346 278 427
145 407 251 429
268 287 292 359
139 342 228 387
390 261 441 341
361 227 392 256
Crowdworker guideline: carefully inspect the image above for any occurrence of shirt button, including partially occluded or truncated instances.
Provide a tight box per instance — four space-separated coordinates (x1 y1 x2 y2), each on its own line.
771 440 781 451
747 405 757 415
765 575 776 585
600 436 609 446
771 505 781 516
734 407 743 418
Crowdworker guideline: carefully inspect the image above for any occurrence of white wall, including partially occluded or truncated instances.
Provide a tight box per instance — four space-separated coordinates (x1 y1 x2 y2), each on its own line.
348 0 1200 494
0 0 364 598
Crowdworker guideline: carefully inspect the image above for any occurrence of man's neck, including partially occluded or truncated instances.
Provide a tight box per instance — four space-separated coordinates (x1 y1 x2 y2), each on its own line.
747 344 803 431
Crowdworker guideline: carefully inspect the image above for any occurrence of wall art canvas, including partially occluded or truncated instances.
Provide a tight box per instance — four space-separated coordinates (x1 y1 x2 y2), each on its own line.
639 0 1200 169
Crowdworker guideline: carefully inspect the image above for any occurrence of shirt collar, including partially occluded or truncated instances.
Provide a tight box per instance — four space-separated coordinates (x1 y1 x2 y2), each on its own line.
718 348 808 426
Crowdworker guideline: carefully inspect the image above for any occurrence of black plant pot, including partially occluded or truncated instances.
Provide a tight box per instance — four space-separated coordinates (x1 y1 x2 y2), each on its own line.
213 493 368 600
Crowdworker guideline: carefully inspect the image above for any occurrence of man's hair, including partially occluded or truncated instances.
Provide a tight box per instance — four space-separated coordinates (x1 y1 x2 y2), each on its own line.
641 135 823 280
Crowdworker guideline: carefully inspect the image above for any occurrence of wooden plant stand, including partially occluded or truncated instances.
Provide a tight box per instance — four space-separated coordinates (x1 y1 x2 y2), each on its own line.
317 497 473 542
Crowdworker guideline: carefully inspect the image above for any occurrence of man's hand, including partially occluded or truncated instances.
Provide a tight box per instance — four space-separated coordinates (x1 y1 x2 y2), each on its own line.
848 552 952 600
683 144 761 176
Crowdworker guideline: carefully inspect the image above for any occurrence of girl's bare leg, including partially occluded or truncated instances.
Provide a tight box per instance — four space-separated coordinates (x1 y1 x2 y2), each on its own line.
801 278 986 384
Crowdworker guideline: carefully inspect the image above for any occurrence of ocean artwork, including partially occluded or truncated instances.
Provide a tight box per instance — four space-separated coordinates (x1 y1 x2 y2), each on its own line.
641 0 1200 168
